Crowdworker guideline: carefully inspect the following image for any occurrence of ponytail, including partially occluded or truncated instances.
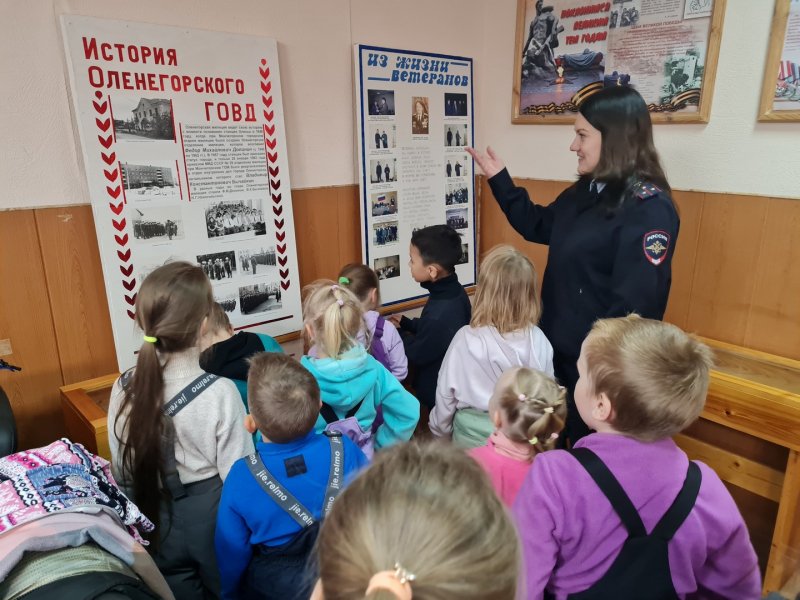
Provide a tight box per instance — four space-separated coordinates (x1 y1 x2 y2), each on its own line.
303 280 365 358
497 368 566 451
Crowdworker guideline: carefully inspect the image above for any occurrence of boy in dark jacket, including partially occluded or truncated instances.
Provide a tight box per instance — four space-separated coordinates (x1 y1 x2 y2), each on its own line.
391 225 472 409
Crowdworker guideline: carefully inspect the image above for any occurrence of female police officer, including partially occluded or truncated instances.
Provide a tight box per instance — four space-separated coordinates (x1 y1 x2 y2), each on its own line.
467 86 679 445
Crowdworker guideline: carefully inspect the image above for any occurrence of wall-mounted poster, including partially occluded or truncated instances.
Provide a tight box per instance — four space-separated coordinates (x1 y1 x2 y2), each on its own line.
354 45 477 307
512 0 726 124
759 0 800 121
61 16 301 370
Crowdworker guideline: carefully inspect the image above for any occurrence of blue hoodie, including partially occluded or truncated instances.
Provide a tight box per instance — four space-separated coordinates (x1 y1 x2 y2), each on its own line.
301 345 419 449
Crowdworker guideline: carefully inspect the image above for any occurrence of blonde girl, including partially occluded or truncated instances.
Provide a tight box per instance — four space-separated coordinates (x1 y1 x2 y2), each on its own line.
430 245 554 448
107 262 253 599
311 441 520 600
300 280 419 456
337 263 408 381
469 366 566 506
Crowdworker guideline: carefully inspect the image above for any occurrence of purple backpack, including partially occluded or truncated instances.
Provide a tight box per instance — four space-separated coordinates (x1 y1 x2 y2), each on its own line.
320 401 374 460
369 316 390 369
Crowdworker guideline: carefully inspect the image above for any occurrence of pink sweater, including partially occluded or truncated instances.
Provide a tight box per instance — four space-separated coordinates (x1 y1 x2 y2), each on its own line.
469 432 535 507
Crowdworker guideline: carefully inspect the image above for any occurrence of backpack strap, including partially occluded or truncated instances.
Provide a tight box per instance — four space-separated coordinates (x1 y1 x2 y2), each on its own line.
374 316 385 339
650 461 702 541
320 400 364 424
246 433 346 528
569 448 646 538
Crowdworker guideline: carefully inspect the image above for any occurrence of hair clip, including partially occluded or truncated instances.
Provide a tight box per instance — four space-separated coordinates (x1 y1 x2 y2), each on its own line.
528 436 539 446
331 284 339 291
143 335 157 344
337 299 344 307
543 406 554 414
365 563 415 599
338 276 350 285
393 563 416 585
550 432 559 440
518 393 526 402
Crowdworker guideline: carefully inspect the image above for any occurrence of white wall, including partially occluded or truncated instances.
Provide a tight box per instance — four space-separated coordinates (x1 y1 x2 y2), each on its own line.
1 0 798 210
478 0 800 199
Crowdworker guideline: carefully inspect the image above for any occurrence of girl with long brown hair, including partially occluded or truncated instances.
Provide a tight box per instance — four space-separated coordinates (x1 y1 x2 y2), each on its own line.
107 261 253 599
467 85 679 447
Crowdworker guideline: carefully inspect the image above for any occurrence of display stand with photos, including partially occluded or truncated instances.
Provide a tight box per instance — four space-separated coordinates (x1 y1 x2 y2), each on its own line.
512 0 726 124
759 0 800 121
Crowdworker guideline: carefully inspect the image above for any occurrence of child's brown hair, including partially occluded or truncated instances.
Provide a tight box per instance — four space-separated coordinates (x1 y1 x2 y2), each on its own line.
471 245 541 334
583 315 713 441
492 367 566 451
338 263 380 309
247 352 320 443
315 441 519 599
206 301 232 335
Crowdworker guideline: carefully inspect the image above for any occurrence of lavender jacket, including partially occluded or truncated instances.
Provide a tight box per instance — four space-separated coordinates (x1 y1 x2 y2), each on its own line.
513 433 761 600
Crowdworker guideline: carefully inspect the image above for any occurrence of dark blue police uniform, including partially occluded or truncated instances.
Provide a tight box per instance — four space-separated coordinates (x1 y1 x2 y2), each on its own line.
488 168 679 443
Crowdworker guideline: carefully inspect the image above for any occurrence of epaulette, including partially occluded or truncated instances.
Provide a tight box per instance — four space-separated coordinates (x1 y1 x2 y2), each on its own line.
633 181 661 200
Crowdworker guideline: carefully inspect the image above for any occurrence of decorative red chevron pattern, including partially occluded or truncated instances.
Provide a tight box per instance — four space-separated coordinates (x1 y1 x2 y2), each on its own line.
260 58 290 292
93 91 136 319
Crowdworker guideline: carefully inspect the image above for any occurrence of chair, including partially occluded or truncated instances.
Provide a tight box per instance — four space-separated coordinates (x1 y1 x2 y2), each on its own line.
0 385 17 457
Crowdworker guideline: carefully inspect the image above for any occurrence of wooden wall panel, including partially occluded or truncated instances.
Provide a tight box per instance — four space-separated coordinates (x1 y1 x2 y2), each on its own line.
35 206 117 384
335 185 363 270
663 190 704 330
685 193 769 345
744 197 800 359
0 210 65 448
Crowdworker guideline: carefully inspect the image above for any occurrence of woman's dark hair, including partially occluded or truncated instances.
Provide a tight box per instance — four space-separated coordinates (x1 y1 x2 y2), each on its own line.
579 86 670 200
115 261 212 545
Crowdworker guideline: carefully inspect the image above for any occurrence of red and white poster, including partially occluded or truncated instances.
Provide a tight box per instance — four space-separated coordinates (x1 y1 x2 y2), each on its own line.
61 15 301 370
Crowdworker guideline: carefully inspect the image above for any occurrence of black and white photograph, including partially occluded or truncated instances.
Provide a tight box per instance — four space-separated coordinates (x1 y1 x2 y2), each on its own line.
197 250 237 281
617 1 641 28
369 124 396 149
444 124 469 148
374 255 400 280
112 95 175 141
239 246 277 276
445 156 469 178
122 161 180 201
372 221 399 247
130 206 184 242
138 256 180 284
661 48 704 104
446 207 468 230
368 89 395 116
371 191 398 217
370 158 397 183
456 243 469 265
239 282 283 315
445 93 468 116
411 97 429 134
215 292 238 313
205 199 266 239
446 182 469 205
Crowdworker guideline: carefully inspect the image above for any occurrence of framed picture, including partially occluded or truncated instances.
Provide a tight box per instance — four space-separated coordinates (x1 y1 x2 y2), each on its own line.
759 0 800 121
512 0 727 124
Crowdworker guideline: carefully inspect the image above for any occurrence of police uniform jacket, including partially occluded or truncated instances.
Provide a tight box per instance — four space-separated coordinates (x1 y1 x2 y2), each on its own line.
488 168 679 365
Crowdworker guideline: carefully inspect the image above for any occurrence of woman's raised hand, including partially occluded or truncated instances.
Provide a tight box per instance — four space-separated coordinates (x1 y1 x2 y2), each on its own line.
465 146 505 179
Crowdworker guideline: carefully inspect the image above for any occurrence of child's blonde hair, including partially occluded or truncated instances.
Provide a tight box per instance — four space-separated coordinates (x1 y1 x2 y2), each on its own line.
492 367 566 451
303 279 365 358
338 263 380 309
316 441 519 600
471 245 541 334
583 315 713 441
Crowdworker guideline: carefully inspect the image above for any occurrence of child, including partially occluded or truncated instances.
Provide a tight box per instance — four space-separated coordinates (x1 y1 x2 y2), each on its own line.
311 441 520 600
337 263 407 381
301 280 419 455
430 245 554 447
513 315 761 599
215 353 368 600
107 262 254 599
392 224 471 410
199 301 283 406
469 366 565 507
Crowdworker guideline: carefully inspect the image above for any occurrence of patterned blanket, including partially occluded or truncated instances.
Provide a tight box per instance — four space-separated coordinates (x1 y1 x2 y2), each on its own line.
0 438 153 544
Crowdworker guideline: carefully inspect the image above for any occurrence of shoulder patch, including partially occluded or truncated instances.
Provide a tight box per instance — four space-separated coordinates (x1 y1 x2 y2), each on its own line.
643 231 670 265
634 181 662 200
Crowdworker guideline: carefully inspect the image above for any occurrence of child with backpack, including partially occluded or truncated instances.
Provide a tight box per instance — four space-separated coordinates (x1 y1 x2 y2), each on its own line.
469 366 565 507
215 353 368 600
336 263 407 381
514 315 761 599
107 262 254 599
300 280 419 458
430 245 554 448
